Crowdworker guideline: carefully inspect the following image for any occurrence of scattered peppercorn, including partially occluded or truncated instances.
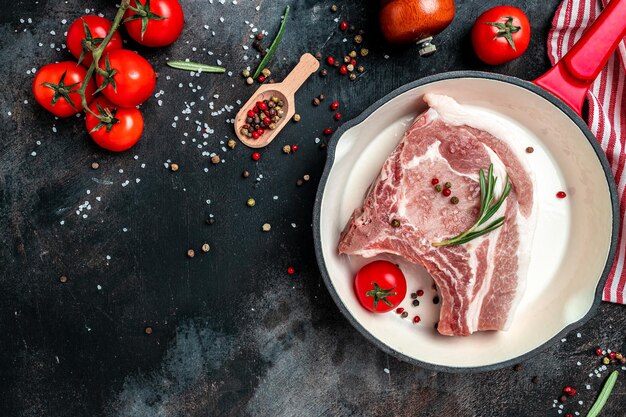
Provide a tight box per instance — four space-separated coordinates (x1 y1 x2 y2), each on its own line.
346 64 354 72
91 162 99 170
412 299 420 307
246 77 254 85
603 356 611 365
339 65 348 75
391 219 401 228
564 386 574 395
303 174 310 181
565 413 573 417
319 143 327 150
435 184 443 192
170 163 179 172
318 94 325 101
330 101 339 111
257 75 266 83
206 217 215 225
314 52 322 60
200 243 210 253
401 311 408 318
444 182 452 189
319 69 328 77
354 34 363 44
442 188 452 197
559 395 568 403
293 114 301 122
211 155 220 164
609 351 617 360
334 112 341 120
339 21 348 31
296 179 304 187
242 69 251 78
526 146 534 153
396 307 404 314
242 170 250 178
349 73 356 81
227 139 236 149
531 376 539 384
433 296 440 304
312 97 320 106
187 249 195 258
450 196 459 204
287 266 296 275
324 127 333 135
513 364 522 371
327 56 335 66
282 144 291 154
360 48 369 56
247 198 256 207
330 4 337 12
417 290 424 296
261 68 271 77
144 326 153 335
413 316 421 324
596 348 604 356
292 144 299 152
556 191 567 199
252 152 261 161
262 223 271 232
59 275 68 283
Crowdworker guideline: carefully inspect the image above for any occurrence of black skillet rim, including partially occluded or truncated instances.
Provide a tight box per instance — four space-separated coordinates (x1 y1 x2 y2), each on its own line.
312 70 620 373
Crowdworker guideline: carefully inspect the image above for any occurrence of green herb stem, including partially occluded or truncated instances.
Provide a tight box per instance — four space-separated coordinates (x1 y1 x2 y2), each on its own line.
433 164 511 247
587 370 619 417
252 5 290 79
167 61 226 73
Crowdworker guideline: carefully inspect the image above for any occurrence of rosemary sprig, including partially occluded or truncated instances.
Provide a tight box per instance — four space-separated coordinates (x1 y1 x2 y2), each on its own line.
252 5 290 79
166 61 225 73
433 164 512 247
586 370 619 417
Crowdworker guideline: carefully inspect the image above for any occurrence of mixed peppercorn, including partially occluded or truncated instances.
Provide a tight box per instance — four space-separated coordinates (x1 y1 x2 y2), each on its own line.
240 97 284 140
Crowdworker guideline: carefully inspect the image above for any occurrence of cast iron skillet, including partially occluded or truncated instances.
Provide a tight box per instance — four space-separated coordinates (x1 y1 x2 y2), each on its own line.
313 0 626 371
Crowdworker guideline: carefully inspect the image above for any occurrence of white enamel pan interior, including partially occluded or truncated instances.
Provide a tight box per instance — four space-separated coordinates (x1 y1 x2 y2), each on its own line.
313 72 618 372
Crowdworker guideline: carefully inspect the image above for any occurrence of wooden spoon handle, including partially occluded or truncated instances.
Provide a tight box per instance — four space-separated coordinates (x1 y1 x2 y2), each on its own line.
280 53 320 97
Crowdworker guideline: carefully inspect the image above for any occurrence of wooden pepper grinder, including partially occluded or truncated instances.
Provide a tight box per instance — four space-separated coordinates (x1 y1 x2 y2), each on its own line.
380 0 455 56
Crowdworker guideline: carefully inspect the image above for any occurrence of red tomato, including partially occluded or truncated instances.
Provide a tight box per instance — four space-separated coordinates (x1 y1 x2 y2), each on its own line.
66 16 123 68
32 61 96 118
124 0 184 47
354 261 407 313
95 49 156 108
471 6 530 65
85 96 144 152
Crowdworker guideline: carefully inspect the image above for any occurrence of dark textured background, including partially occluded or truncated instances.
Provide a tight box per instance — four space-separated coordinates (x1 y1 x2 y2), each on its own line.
1 0 625 416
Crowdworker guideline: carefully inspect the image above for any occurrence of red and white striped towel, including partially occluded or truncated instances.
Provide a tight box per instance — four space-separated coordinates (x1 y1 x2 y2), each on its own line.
548 0 626 303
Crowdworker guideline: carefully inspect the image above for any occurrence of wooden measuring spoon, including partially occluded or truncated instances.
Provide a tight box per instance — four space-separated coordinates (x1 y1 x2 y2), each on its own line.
234 53 320 148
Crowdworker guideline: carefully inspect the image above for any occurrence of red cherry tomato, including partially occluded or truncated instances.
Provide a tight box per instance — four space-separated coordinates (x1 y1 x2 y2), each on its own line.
32 61 96 118
354 261 407 313
471 6 530 65
66 16 123 68
124 0 184 47
95 49 156 108
85 96 144 152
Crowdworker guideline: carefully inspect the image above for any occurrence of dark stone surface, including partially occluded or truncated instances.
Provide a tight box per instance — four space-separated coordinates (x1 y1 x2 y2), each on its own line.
1 0 625 416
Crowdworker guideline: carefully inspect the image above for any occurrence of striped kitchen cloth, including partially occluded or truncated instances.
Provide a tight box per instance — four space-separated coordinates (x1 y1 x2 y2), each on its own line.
548 0 626 303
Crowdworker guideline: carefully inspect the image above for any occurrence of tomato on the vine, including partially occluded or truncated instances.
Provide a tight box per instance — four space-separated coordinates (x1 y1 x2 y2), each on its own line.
471 6 530 65
85 96 144 152
354 261 407 313
67 16 123 68
124 0 184 47
32 61 96 118
95 49 156 108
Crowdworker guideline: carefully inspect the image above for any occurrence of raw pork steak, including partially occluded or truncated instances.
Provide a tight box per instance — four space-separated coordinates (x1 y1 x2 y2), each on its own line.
338 94 536 336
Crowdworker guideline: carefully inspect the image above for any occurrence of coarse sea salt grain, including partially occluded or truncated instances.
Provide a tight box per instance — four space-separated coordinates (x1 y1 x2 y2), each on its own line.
383 368 390 374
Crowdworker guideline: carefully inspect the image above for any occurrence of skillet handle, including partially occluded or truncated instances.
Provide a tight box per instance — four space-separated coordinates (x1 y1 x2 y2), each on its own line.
533 0 626 116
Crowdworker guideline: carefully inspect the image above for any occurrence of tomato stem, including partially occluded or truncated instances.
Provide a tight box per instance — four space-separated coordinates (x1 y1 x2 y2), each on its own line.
77 0 131 121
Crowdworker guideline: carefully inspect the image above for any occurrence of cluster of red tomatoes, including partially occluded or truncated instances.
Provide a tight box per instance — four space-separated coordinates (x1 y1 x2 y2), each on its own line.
32 0 184 152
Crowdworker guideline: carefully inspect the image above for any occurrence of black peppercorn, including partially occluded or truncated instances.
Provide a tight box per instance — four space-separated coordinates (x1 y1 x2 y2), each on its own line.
433 296 440 304
412 299 420 307
320 69 328 77
206 217 215 225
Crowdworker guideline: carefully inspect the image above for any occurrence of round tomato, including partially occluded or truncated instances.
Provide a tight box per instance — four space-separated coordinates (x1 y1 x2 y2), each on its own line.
85 97 144 152
471 6 530 65
95 49 156 108
67 16 123 68
32 61 96 118
124 0 184 47
354 261 407 313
